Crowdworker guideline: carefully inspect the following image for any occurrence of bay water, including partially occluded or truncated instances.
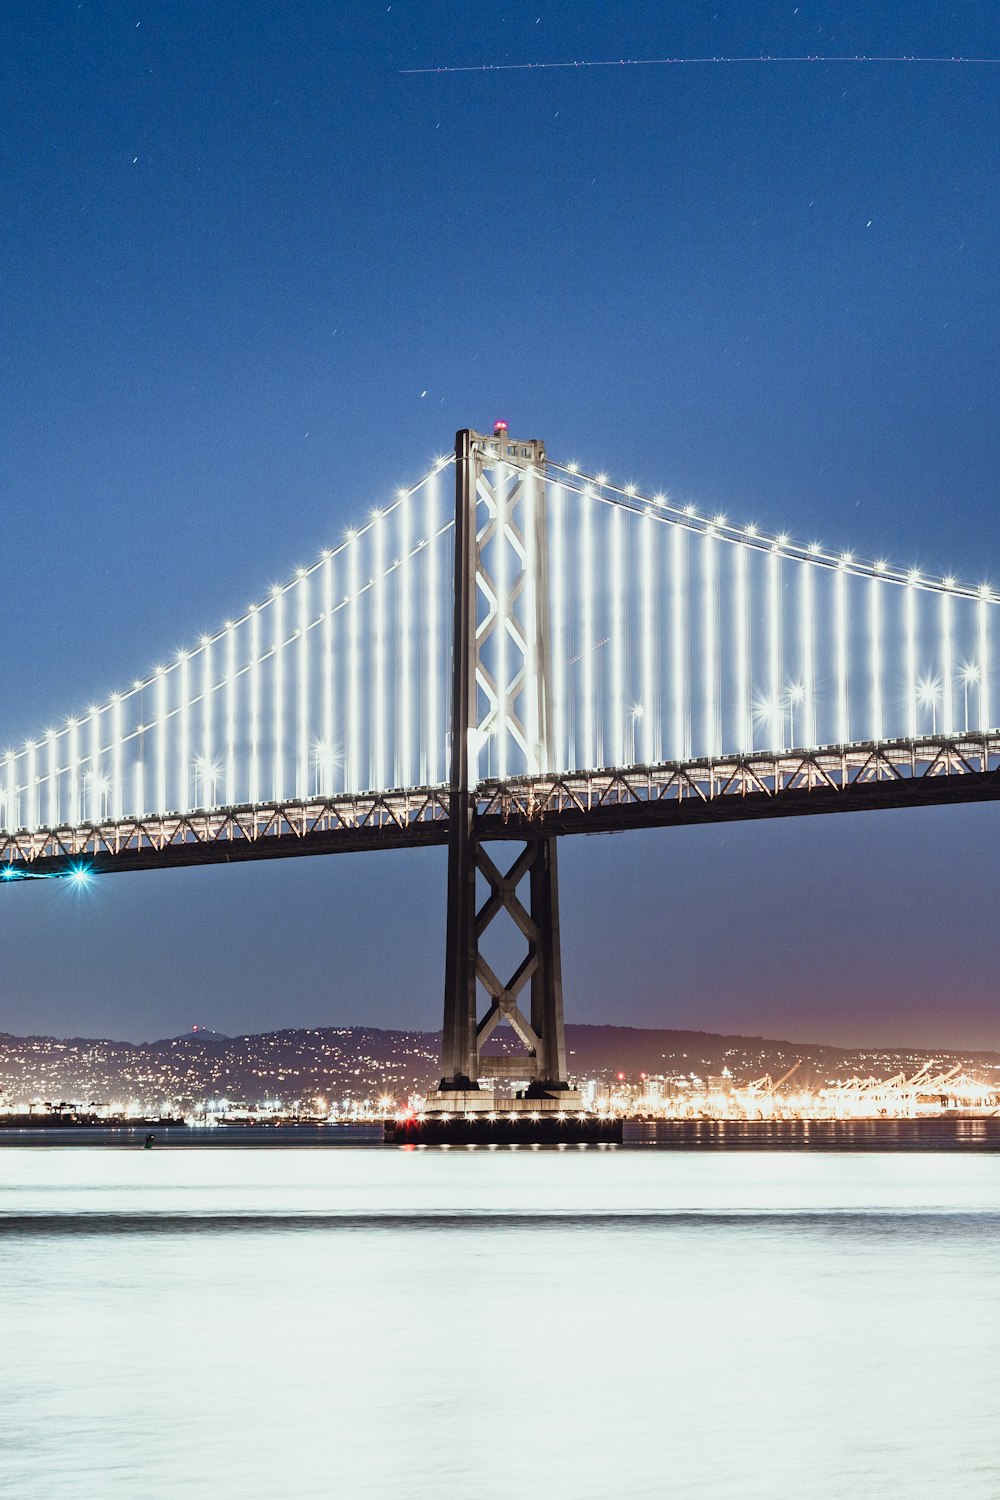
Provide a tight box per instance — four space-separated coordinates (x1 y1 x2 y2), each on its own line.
1 1144 998 1499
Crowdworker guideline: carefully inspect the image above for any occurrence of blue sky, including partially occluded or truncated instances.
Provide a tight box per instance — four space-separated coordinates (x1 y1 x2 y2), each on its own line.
1 1 999 1046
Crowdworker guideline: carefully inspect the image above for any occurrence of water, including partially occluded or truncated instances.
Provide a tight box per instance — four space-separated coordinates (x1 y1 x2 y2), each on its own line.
1 1146 998 1499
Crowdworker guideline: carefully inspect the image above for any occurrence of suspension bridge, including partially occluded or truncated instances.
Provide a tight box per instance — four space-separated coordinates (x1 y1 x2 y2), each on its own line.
2 424 998 1108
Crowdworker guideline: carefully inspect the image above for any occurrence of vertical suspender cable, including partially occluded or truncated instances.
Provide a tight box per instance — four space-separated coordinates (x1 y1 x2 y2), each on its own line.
348 536 360 792
768 548 782 750
801 562 815 747
550 483 566 771
249 609 260 804
941 590 953 736
671 525 688 759
905 580 918 738
424 478 439 784
610 504 625 766
323 552 335 794
201 639 213 808
835 567 849 744
178 654 190 813
735 543 751 753
870 578 883 742
641 510 656 763
581 488 595 772
111 696 123 821
155 672 166 815
223 624 235 810
297 573 310 800
703 529 718 756
372 515 386 791
273 589 285 801
398 493 412 788
978 592 991 730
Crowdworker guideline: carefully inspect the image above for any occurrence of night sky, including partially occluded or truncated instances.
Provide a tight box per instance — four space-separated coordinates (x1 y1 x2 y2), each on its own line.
2 2 999 1049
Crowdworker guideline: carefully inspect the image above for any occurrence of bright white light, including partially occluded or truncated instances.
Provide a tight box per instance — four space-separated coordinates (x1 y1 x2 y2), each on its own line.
273 587 285 800
297 569 310 798
249 607 260 804
348 522 360 791
580 480 595 774
178 651 190 813
497 458 511 780
424 474 439 783
978 594 991 729
767 549 782 749
372 507 386 790
155 674 166 815
522 465 540 771
624 483 637 497
201 635 213 809
671 525 688 759
610 506 625 765
734 543 751 752
941 591 953 735
641 510 656 763
835 566 849 743
905 580 918 737
703 530 718 755
323 550 335 794
870 577 883 740
550 484 566 770
801 561 815 747
223 624 235 810
111 694 123 821
566 461 579 474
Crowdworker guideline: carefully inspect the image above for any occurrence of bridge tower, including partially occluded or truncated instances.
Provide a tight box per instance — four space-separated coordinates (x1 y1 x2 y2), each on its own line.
430 425 577 1112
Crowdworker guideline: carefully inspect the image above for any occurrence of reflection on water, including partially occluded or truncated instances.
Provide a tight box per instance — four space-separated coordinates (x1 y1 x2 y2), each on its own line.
1 1148 999 1499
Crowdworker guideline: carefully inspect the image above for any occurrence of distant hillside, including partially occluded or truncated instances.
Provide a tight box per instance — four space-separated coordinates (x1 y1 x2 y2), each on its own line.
1 1022 998 1109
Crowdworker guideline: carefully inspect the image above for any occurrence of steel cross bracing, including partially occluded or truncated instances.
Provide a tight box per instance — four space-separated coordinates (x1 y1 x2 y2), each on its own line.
3 732 1000 879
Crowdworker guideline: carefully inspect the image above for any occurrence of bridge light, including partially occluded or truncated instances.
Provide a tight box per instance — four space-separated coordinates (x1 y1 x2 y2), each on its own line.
745 523 758 537
596 472 609 485
624 483 637 496
683 504 696 518
776 532 789 549
396 487 409 500
714 513 727 527
566 461 579 473
653 492 666 506
943 576 956 589
908 568 921 584
808 541 820 555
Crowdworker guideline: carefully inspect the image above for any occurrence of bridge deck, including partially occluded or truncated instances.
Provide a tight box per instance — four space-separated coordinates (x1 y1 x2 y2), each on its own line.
2 734 999 880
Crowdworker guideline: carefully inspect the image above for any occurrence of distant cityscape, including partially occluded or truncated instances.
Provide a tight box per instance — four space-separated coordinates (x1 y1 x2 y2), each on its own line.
1 1022 998 1122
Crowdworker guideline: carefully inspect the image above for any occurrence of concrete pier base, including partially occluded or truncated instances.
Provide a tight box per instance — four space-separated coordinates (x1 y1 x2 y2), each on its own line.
385 1104 622 1146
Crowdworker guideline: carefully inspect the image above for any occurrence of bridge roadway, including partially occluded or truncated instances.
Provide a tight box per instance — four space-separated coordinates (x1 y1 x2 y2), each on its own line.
2 732 999 879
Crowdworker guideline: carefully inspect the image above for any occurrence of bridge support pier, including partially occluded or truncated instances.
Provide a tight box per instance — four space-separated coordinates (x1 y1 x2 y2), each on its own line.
428 427 577 1114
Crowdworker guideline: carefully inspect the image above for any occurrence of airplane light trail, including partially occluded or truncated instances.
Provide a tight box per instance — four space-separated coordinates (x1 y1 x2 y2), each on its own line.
402 55 1000 75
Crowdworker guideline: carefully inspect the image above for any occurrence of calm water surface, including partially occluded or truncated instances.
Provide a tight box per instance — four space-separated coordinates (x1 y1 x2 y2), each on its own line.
1 1146 998 1499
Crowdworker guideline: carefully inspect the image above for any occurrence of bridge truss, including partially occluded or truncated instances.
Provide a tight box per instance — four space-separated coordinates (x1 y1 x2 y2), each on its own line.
3 424 1000 1107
